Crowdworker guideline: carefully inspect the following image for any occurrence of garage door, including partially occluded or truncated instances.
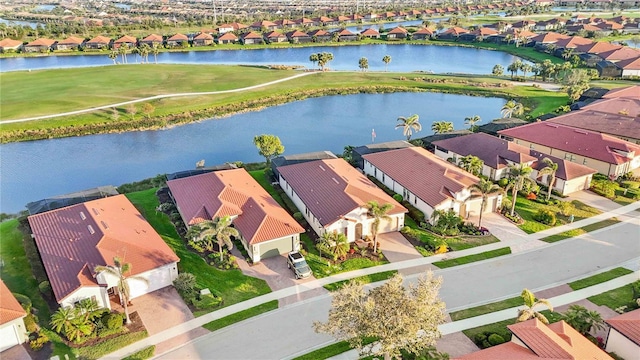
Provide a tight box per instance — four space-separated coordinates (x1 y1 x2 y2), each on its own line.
0 324 20 352
258 237 293 261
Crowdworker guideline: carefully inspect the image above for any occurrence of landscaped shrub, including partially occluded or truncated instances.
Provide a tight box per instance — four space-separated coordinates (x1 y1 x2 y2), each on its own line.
29 332 49 351
24 313 39 333
623 188 640 199
38 281 51 297
208 251 239 270
293 212 304 221
173 273 197 296
620 181 640 189
498 178 509 188
392 194 403 203
488 333 505 346
103 313 125 330
533 209 556 226
12 293 32 312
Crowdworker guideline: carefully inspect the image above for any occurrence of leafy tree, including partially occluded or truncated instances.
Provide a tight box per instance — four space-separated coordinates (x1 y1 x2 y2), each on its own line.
253 134 284 164
395 114 422 140
95 257 149 324
188 215 239 262
538 157 558 201
141 103 155 119
309 53 319 68
470 178 504 228
382 55 392 71
315 52 334 71
464 115 481 131
431 121 454 134
506 164 535 216
517 288 553 324
367 200 393 254
500 100 524 118
358 57 369 72
561 305 605 336
319 231 350 261
314 272 446 360
458 155 483 176
492 64 504 76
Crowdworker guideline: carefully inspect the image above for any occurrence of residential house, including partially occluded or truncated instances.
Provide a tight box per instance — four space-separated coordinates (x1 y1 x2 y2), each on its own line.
616 56 640 77
113 35 137 49
438 27 470 40
565 23 602 34
139 34 163 47
603 85 640 99
241 31 264 45
360 28 381 39
352 140 414 169
315 16 338 26
27 195 180 310
554 36 593 50
512 20 537 30
167 169 304 262
192 32 214 46
530 150 597 195
250 20 277 31
363 146 498 221
286 30 312 43
334 29 357 42
217 32 238 44
275 19 297 29
363 13 379 21
85 35 112 50
534 18 567 31
295 18 315 27
419 130 474 151
499 121 640 177
386 27 409 40
308 29 332 42
529 31 570 47
264 31 288 43
605 308 640 360
277 158 406 243
217 23 236 34
0 280 27 352
271 151 338 179
575 41 622 55
460 27 499 42
0 38 23 52
412 28 434 40
548 108 640 144
166 33 189 47
23 38 56 53
597 47 640 62
56 36 84 50
455 319 613 360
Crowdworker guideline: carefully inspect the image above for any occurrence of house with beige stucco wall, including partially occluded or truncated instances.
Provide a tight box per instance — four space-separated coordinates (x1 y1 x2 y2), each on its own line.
605 308 640 360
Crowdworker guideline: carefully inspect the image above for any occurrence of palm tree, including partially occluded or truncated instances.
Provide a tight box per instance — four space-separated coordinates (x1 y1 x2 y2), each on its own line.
517 288 553 324
309 53 319 68
464 115 481 131
395 114 422 140
431 121 454 134
506 164 535 217
50 306 76 334
189 216 239 262
538 157 558 201
358 57 369 72
320 231 350 261
118 43 129 64
470 178 504 227
382 55 391 71
108 50 118 65
139 43 150 63
561 305 605 336
520 63 532 79
151 42 161 64
500 100 524 118
367 200 393 254
95 257 149 324
458 155 483 176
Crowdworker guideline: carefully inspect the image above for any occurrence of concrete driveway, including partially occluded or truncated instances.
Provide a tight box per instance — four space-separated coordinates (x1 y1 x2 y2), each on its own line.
378 231 435 275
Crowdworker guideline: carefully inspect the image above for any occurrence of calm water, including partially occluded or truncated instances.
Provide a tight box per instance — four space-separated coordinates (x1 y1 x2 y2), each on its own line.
0 44 524 73
0 92 505 213
0 18 43 29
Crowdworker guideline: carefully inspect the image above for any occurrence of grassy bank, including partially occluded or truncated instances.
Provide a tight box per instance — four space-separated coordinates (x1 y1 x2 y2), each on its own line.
541 218 620 243
432 247 511 268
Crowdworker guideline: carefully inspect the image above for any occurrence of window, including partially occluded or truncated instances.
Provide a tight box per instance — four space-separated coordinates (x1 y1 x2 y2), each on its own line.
382 173 385 182
530 144 535 149
564 153 575 162
582 159 588 165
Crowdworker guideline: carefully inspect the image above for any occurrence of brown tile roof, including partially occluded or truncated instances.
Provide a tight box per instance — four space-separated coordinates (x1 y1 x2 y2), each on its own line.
309 29 330 36
335 28 355 36
529 150 596 180
141 34 163 42
277 158 406 227
287 30 310 38
168 33 188 41
194 32 213 40
360 28 380 36
388 27 408 34
414 28 434 35
498 121 640 165
26 38 56 47
264 31 285 38
218 32 238 40
442 26 469 35
167 169 303 245
114 35 137 43
87 35 111 44
598 47 640 61
548 109 640 141
603 85 640 99
363 147 478 208
616 56 640 70
554 36 593 49
242 31 263 39
58 36 84 46
296 17 314 24
0 38 22 47
530 31 570 43
605 308 640 346
575 41 622 54
251 20 277 27
28 195 179 303
0 279 26 325
433 133 536 170
473 27 499 36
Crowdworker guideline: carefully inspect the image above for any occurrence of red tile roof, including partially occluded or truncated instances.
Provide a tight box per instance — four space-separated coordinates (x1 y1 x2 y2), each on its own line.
363 147 478 208
28 195 179 303
58 36 84 46
442 26 469 36
264 31 285 38
87 35 111 44
335 28 355 36
554 36 593 49
606 308 640 346
251 20 276 27
360 28 380 36
582 97 640 116
414 28 434 35
603 86 640 99
529 150 596 180
530 32 569 43
26 38 56 47
548 109 640 141
141 34 163 42
167 169 303 245
616 56 640 70
168 33 188 41
499 121 640 165
0 280 26 325
194 32 213 40
242 31 263 39
473 27 499 36
218 32 238 40
0 38 22 47
287 30 310 38
388 27 408 34
575 41 622 54
309 29 330 36
598 47 640 61
114 35 137 43
277 158 406 227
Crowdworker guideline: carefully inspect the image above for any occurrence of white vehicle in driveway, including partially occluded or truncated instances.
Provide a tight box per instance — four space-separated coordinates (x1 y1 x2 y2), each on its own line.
286 252 312 279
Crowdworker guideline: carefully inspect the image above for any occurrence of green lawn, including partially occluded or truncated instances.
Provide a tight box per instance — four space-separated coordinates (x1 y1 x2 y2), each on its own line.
432 247 511 269
202 300 279 331
72 330 148 360
588 281 640 312
122 345 155 360
541 218 621 243
403 216 500 253
324 271 398 291
569 267 634 291
449 296 522 321
511 196 602 234
293 336 378 360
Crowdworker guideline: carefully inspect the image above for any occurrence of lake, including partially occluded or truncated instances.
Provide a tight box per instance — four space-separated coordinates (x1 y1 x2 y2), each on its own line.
0 44 524 74
0 18 43 29
0 92 506 213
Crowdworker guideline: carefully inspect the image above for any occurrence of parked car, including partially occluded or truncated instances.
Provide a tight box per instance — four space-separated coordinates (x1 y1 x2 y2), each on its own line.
287 251 312 279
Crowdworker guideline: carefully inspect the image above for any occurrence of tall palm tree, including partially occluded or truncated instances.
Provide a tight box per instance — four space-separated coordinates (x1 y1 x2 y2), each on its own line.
506 164 535 216
139 43 150 63
464 115 481 132
320 231 350 261
382 55 391 71
151 42 160 64
367 200 393 254
118 43 129 64
95 257 149 324
500 100 524 118
537 157 559 201
189 215 240 261
470 178 504 227
458 155 484 176
108 50 118 65
309 53 319 68
395 114 422 140
517 288 553 324
431 121 454 134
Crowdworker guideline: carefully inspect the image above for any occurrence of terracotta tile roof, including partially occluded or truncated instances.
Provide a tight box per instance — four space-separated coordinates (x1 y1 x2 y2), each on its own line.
28 195 179 303
87 35 111 44
616 56 640 70
442 26 469 35
242 31 263 39
363 147 478 208
287 30 310 38
309 29 330 36
360 28 380 36
194 32 213 40
510 29 537 38
168 33 188 41
472 27 499 36
529 150 596 180
0 279 26 325
296 17 314 24
230 22 248 29
26 38 56 47
58 36 84 45
264 31 285 38
530 32 569 43
433 133 536 169
251 20 276 27
548 109 640 141
414 28 434 35
455 341 541 359
141 34 163 42
0 38 22 47
498 121 640 165
277 158 406 227
605 308 640 346
554 36 593 49
218 32 238 40
167 169 303 245
598 47 640 61
603 86 640 99
388 27 409 34
575 41 622 54
335 28 355 36
114 35 137 43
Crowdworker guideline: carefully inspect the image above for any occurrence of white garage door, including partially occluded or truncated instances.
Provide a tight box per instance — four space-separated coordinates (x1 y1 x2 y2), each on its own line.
258 237 294 261
129 266 174 300
0 324 20 352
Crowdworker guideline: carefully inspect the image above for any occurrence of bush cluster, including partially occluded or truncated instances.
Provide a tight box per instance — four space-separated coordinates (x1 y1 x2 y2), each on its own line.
29 332 50 351
533 209 557 226
474 332 507 349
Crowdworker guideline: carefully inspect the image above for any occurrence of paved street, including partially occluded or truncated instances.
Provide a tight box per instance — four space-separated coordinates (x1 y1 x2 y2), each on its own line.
156 220 640 360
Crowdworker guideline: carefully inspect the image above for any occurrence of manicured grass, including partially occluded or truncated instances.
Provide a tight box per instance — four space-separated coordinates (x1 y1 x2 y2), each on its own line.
541 218 621 243
201 300 279 332
122 345 155 360
125 189 272 308
432 39 564 64
588 281 640 312
249 169 286 208
403 216 500 253
432 247 511 269
511 196 601 234
293 336 378 360
590 177 640 206
449 296 522 321
324 270 398 291
569 267 634 291
73 330 148 360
